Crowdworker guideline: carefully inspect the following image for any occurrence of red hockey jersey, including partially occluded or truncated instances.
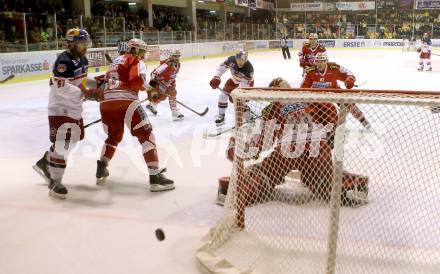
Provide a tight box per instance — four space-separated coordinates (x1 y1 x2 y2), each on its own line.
298 43 327 68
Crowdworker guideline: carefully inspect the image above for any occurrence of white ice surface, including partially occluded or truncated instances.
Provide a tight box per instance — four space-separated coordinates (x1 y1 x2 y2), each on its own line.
0 50 439 274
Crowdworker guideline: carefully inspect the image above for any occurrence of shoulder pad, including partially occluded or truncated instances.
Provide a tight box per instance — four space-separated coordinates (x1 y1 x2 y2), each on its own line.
328 62 340 70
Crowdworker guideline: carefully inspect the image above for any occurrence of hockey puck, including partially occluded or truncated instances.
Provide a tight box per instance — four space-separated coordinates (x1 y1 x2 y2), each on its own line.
155 228 165 241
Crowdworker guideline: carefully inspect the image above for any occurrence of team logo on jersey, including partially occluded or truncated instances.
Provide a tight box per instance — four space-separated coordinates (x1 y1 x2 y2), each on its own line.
280 102 308 117
312 82 331 88
320 78 325 82
57 64 67 73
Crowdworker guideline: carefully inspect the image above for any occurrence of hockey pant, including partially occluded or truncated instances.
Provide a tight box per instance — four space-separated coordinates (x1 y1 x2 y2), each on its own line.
100 100 159 172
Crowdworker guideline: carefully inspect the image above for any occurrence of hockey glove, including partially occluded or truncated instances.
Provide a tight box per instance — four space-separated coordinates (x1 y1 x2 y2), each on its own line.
94 74 107 89
83 88 104 101
149 79 159 89
299 58 307 68
210 76 221 89
344 76 356 89
147 87 166 104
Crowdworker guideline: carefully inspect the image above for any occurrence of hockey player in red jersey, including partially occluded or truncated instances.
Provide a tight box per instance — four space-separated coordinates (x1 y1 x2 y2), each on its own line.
298 33 326 74
216 78 369 207
32 28 100 199
145 49 184 121
95 38 174 192
301 52 371 129
417 32 432 72
209 50 254 126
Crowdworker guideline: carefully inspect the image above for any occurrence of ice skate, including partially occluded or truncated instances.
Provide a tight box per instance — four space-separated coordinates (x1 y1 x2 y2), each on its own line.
96 160 109 185
149 168 175 192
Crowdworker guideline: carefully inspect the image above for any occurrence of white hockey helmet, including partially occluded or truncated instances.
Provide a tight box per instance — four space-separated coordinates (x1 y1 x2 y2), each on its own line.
128 38 148 56
170 49 181 57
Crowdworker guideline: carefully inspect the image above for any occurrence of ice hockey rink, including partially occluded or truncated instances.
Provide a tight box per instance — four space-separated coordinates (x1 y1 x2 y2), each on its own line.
1 49 440 274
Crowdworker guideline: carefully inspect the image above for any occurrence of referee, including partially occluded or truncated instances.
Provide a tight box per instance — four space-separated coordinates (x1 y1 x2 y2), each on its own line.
280 34 291 60
117 39 128 55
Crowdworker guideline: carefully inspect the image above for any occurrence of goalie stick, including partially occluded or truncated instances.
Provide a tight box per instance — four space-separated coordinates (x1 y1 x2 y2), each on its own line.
0 74 15 84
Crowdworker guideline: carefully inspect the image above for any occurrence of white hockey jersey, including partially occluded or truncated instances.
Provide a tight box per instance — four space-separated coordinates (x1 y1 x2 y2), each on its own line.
48 50 88 119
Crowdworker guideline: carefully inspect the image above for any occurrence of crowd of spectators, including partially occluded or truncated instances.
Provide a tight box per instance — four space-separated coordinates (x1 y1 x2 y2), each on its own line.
0 0 86 51
2 0 440 52
279 9 440 39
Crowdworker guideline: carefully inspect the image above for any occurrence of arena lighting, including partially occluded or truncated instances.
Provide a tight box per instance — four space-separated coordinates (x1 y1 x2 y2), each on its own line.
209 10 216 14
128 2 136 5
198 0 205 2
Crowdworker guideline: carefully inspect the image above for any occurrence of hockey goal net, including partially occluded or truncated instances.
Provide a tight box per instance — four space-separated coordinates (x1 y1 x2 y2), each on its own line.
196 87 440 274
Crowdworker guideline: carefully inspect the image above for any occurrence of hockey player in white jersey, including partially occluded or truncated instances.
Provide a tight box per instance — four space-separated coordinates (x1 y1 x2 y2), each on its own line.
417 33 432 72
209 50 254 126
33 29 100 199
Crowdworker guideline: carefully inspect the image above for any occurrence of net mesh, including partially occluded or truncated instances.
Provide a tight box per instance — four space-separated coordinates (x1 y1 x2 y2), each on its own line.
196 88 440 274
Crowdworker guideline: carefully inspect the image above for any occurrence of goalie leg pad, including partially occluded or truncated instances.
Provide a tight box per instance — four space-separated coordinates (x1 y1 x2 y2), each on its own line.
241 151 294 206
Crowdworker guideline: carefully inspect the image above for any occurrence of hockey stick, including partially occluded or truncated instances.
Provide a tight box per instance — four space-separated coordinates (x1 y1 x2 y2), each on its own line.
176 100 209 116
203 125 235 138
431 53 440 57
85 98 208 128
0 74 15 84
203 111 264 138
354 80 367 88
84 97 150 128
104 53 113 64
204 108 262 138
106 52 208 117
